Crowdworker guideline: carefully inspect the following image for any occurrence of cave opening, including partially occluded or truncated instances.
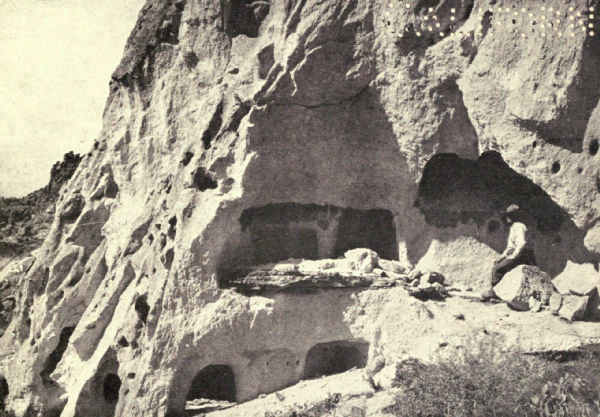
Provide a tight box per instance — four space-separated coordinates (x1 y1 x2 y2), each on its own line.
224 0 270 38
303 341 369 379
240 203 397 263
333 208 397 259
73 350 121 417
135 295 150 324
414 151 567 232
186 365 236 403
251 225 319 265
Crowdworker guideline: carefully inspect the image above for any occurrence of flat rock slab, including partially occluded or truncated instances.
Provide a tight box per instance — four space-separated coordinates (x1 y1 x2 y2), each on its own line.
231 271 398 294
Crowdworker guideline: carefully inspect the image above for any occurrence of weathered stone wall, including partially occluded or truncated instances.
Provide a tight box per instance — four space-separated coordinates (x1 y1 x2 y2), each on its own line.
1 0 600 416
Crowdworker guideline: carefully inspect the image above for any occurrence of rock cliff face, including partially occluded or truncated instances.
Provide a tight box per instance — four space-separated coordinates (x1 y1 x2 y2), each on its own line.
0 152 82 270
1 0 600 416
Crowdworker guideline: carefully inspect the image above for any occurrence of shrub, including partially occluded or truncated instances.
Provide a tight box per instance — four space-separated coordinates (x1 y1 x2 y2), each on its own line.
386 336 600 417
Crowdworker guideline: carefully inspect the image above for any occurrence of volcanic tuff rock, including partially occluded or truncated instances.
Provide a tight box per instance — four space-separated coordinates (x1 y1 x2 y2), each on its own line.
1 0 600 416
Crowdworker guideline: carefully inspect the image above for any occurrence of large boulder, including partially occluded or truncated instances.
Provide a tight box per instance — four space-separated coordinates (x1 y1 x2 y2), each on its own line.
552 261 599 296
493 265 553 311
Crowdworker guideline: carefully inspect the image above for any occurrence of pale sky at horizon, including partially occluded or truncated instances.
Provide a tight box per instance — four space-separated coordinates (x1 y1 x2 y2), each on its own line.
0 0 145 197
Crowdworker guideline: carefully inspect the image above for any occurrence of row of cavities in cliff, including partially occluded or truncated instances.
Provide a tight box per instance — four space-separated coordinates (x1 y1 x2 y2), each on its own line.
1 0 600 416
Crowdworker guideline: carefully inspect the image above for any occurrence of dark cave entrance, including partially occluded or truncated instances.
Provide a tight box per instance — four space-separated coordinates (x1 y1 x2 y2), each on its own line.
224 0 270 38
303 341 369 379
333 208 397 259
73 349 121 417
414 151 566 232
240 203 397 263
186 365 236 403
412 151 593 276
252 226 319 265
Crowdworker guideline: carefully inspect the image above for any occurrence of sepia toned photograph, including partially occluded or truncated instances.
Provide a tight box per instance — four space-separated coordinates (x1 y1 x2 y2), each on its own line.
1 0 600 416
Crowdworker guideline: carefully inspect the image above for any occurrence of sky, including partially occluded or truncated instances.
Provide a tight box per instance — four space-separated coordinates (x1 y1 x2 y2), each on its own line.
0 0 145 197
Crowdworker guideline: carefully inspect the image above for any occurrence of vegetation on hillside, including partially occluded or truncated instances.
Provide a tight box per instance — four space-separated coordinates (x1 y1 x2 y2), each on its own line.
386 337 600 417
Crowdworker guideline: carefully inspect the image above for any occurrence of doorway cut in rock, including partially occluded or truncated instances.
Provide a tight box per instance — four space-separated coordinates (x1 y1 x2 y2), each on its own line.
186 365 236 403
333 208 396 259
303 340 369 379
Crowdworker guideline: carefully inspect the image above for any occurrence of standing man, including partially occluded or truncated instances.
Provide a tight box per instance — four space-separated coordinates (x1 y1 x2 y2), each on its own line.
482 204 536 300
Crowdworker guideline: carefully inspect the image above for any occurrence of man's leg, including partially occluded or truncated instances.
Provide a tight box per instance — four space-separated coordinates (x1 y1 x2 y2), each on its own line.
491 257 518 287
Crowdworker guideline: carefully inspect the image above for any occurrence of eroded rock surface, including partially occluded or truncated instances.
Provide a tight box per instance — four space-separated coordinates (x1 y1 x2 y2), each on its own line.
1 0 600 416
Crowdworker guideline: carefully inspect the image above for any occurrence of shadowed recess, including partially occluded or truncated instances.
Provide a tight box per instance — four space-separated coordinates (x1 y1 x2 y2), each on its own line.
186 365 236 403
303 340 369 379
135 295 150 324
415 151 566 232
223 0 270 38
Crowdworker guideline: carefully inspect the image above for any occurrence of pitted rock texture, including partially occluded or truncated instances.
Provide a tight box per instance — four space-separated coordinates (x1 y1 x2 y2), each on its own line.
1 0 600 416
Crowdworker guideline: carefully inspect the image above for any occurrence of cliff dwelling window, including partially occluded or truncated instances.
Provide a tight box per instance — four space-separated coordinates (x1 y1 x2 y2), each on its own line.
186 365 236 403
103 373 121 403
333 209 397 259
303 341 369 379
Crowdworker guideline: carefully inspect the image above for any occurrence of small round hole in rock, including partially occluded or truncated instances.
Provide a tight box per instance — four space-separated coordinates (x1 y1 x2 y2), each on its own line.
551 161 561 174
